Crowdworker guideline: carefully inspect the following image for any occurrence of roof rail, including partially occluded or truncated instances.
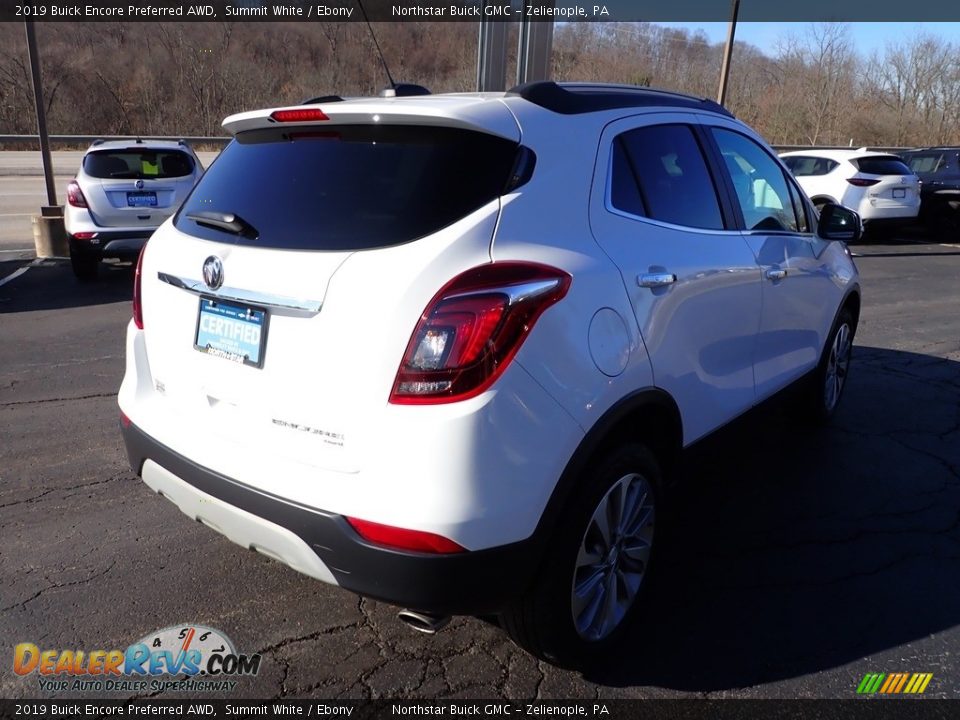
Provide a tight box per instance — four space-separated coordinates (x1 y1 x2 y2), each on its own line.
506 81 733 118
92 138 105 146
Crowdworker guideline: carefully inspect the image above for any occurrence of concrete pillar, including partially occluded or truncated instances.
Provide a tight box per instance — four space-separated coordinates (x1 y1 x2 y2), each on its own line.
32 205 67 258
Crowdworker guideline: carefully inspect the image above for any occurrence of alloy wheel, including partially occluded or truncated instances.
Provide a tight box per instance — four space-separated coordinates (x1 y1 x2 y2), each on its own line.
571 473 655 641
824 322 852 413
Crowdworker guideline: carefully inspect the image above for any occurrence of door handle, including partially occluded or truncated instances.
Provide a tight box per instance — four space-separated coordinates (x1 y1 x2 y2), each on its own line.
766 268 788 281
638 272 677 288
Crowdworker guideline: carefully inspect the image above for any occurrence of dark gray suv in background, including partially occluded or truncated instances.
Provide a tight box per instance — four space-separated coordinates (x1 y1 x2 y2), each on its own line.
900 147 960 237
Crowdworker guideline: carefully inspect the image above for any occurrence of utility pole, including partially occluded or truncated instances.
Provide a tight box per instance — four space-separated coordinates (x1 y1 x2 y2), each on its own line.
717 0 740 107
516 2 555 85
477 4 508 92
24 20 57 208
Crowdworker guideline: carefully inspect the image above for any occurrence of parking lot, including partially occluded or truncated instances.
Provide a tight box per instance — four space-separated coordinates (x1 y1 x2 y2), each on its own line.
1 163 959 699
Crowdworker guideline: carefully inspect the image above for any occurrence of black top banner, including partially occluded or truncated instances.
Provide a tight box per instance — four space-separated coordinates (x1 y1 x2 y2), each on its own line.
4 0 960 23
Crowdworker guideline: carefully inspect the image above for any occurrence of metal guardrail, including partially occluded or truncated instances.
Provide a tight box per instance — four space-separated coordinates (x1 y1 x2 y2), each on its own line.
0 136 920 154
0 135 231 147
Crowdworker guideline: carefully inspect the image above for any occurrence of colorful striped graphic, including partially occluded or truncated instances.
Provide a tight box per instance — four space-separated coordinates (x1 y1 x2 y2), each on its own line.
857 672 933 695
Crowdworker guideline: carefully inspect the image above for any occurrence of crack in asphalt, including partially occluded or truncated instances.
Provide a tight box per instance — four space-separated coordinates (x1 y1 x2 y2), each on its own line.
255 621 364 657
356 598 392 699
0 392 118 408
532 659 545 700
0 475 127 510
856 353 960 393
1 560 117 613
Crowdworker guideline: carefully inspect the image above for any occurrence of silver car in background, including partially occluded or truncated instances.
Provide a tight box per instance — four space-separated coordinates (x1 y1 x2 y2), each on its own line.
65 139 203 280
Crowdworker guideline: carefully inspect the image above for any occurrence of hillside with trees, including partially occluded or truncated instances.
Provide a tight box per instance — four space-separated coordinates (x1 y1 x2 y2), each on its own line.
1 21 959 147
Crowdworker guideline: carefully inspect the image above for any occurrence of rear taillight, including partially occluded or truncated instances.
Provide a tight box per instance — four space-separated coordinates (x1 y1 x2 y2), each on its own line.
71 232 98 241
132 243 146 330
66 180 87 208
846 178 880 187
346 517 465 554
389 262 571 404
270 108 329 122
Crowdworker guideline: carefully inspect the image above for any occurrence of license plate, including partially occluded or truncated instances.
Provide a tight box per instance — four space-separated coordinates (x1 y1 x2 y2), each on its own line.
194 298 268 368
127 191 157 207
893 188 906 198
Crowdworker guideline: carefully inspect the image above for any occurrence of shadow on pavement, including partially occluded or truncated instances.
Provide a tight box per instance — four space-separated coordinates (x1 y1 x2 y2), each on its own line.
0 258 133 313
586 345 960 691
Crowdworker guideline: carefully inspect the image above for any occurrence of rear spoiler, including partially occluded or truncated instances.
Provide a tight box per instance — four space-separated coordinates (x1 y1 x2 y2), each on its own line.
222 98 520 142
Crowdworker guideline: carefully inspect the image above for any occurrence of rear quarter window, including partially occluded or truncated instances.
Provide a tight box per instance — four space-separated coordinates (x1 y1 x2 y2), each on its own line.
174 125 521 251
782 156 838 176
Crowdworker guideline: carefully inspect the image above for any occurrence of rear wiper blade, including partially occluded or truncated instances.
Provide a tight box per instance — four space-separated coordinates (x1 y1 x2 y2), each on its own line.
186 210 259 240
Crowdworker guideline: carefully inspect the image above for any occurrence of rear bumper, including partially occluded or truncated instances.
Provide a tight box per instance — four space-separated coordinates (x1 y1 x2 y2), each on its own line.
69 229 153 259
857 202 920 222
122 421 538 615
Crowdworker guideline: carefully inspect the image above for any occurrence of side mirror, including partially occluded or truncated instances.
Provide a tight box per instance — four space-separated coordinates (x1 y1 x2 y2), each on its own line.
817 203 862 243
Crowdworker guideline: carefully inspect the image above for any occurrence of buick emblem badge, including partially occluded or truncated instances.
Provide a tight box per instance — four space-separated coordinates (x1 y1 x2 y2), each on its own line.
135 179 144 190
202 256 224 291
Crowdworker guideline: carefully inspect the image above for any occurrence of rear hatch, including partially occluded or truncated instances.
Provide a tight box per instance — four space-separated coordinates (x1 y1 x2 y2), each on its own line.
82 147 197 228
848 155 920 208
138 112 521 478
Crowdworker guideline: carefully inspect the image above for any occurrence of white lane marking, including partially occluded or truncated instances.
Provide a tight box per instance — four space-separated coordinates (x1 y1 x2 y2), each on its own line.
0 249 34 254
0 257 42 286
0 265 30 287
0 213 33 217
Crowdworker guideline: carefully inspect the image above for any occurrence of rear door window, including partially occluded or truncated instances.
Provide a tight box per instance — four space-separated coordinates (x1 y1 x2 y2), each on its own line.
84 150 194 179
174 125 520 251
611 124 725 230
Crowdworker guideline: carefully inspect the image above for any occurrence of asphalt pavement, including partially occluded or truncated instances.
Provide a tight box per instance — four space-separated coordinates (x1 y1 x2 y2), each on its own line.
1 232 958 701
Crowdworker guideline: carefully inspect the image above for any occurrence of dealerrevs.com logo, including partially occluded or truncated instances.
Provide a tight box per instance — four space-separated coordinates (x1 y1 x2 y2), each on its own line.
14 625 261 693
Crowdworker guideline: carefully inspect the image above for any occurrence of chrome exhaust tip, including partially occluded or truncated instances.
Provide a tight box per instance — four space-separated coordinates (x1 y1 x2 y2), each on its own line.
397 609 451 635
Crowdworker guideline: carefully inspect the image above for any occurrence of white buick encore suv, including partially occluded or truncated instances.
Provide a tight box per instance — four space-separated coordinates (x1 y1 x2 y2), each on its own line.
119 82 862 667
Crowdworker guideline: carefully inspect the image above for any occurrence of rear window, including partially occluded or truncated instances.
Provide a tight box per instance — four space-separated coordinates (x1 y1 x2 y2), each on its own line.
174 125 520 251
84 149 194 179
853 156 912 176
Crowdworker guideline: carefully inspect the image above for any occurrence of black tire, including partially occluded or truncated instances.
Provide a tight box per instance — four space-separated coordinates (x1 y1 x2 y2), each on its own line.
799 307 855 424
70 251 99 282
500 443 661 669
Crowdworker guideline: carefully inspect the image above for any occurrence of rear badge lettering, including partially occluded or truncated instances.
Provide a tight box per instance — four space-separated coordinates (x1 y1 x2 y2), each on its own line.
271 419 344 447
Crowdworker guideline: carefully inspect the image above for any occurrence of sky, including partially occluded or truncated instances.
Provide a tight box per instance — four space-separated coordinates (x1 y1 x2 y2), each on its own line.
656 22 960 56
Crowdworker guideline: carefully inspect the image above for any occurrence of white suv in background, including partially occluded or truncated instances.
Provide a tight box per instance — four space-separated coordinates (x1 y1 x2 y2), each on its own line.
780 148 920 233
65 139 203 280
119 82 862 667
